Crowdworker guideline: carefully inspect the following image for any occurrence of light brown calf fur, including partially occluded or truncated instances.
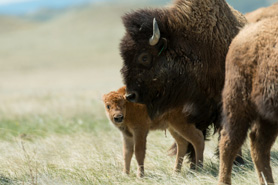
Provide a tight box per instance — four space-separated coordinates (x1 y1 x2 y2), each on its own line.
103 86 204 177
218 17 278 185
245 3 278 23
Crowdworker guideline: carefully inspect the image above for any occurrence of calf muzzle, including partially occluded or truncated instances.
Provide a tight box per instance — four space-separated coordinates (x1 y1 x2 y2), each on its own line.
114 115 124 123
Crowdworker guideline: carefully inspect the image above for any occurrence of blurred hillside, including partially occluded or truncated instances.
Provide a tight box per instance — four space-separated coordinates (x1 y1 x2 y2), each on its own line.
0 4 133 97
1 0 276 70
0 0 277 95
0 5 128 71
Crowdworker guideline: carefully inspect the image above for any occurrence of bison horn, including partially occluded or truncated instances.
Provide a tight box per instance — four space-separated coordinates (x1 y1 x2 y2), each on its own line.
149 18 160 46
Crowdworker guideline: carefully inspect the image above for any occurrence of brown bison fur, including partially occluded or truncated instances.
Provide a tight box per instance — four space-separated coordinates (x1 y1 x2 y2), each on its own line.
103 86 205 177
245 3 278 23
120 0 246 164
218 17 278 185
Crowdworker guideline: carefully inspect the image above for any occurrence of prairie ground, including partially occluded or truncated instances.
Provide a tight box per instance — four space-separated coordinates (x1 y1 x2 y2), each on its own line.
0 3 277 185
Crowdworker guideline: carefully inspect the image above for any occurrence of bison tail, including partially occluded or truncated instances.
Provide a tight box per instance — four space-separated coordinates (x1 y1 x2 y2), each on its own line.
167 142 177 156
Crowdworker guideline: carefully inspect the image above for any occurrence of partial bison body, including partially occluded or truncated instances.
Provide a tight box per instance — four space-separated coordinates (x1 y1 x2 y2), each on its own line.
120 0 246 163
245 3 278 23
120 0 246 124
218 17 278 185
103 86 205 177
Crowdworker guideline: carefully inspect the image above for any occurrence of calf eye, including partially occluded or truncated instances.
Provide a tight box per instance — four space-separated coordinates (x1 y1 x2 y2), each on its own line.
106 105 110 110
138 52 152 67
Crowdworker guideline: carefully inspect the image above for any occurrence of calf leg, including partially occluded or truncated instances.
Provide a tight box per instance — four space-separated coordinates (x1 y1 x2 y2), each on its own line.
169 122 204 168
168 128 189 172
122 135 134 174
134 130 148 178
249 117 278 185
218 116 250 185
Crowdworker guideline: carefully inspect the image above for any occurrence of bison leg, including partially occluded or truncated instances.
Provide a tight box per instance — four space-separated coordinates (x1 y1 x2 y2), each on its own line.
169 123 204 168
134 130 148 178
217 135 244 166
122 135 134 174
168 128 189 172
218 115 250 185
249 117 278 185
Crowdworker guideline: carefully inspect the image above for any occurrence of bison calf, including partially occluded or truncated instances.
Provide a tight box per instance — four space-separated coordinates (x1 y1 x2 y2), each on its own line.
218 17 278 185
103 86 204 177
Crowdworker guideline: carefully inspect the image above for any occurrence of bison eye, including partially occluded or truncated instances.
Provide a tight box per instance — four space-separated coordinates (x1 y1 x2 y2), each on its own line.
106 105 110 110
138 52 152 67
142 56 148 62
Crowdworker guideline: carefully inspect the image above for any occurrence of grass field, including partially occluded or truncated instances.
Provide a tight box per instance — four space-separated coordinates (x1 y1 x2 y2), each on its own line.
0 3 278 185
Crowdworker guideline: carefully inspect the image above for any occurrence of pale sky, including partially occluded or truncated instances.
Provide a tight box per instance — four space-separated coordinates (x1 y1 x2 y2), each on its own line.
0 0 100 14
0 0 276 15
0 0 36 5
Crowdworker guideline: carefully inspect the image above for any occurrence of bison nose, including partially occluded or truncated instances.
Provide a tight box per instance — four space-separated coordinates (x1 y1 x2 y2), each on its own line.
125 91 138 102
114 115 124 123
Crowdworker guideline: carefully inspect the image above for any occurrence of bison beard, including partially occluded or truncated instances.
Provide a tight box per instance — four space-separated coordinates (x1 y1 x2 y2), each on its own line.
120 0 246 162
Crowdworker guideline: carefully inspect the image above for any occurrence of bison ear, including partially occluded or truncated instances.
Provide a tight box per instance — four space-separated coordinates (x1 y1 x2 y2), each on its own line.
122 10 155 40
122 14 141 38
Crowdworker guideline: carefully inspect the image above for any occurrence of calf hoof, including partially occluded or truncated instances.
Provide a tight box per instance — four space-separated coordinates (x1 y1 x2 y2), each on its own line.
137 167 144 178
137 172 144 178
190 162 203 170
123 169 130 175
174 167 182 173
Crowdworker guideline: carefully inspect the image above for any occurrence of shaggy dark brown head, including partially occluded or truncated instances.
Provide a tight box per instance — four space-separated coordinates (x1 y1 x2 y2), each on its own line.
121 10 198 118
120 0 246 120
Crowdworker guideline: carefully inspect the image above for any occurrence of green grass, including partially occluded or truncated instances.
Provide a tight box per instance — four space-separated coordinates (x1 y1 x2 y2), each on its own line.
0 106 109 138
0 95 109 141
0 114 108 140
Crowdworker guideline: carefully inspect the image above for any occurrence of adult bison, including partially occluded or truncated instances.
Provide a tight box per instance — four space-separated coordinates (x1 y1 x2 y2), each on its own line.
218 17 278 185
245 3 278 23
120 0 246 162
120 0 246 160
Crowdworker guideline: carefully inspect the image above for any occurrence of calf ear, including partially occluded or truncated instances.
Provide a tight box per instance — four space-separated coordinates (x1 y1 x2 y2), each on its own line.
102 94 107 102
117 86 126 95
